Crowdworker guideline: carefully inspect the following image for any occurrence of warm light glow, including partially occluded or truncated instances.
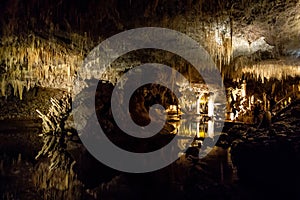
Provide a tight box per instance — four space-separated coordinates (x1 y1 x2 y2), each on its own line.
207 120 214 138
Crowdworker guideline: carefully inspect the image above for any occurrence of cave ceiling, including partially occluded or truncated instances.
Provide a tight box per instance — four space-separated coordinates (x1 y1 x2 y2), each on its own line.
1 0 299 53
0 0 299 94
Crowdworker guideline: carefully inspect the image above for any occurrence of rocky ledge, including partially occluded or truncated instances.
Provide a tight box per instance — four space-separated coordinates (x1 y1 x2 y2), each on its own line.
229 99 300 198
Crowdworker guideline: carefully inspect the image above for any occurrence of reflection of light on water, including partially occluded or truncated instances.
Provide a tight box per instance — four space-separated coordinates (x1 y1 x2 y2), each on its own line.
166 112 222 151
173 117 216 139
177 119 199 137
207 120 214 138
196 122 200 138
177 139 192 151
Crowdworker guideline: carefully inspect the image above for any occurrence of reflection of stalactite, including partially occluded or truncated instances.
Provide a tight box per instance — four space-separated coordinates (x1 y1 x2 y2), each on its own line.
33 93 82 197
36 93 74 171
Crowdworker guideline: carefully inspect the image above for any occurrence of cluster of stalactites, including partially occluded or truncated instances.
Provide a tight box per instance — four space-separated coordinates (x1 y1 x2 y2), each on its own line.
0 34 88 99
209 19 233 73
241 63 300 82
225 58 300 83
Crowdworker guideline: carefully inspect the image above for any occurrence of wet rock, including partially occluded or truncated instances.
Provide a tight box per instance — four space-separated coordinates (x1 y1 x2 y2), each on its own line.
215 133 230 149
230 101 300 196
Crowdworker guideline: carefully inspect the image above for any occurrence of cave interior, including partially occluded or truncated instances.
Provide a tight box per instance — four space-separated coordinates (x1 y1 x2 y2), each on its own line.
0 0 300 199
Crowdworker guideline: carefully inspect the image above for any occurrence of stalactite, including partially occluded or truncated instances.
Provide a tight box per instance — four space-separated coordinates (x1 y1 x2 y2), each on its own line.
17 80 23 100
1 79 6 97
11 80 16 97
0 32 88 99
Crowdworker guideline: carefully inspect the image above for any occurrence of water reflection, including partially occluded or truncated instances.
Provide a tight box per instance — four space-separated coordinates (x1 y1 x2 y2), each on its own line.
168 118 219 137
207 120 214 138
167 114 223 151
